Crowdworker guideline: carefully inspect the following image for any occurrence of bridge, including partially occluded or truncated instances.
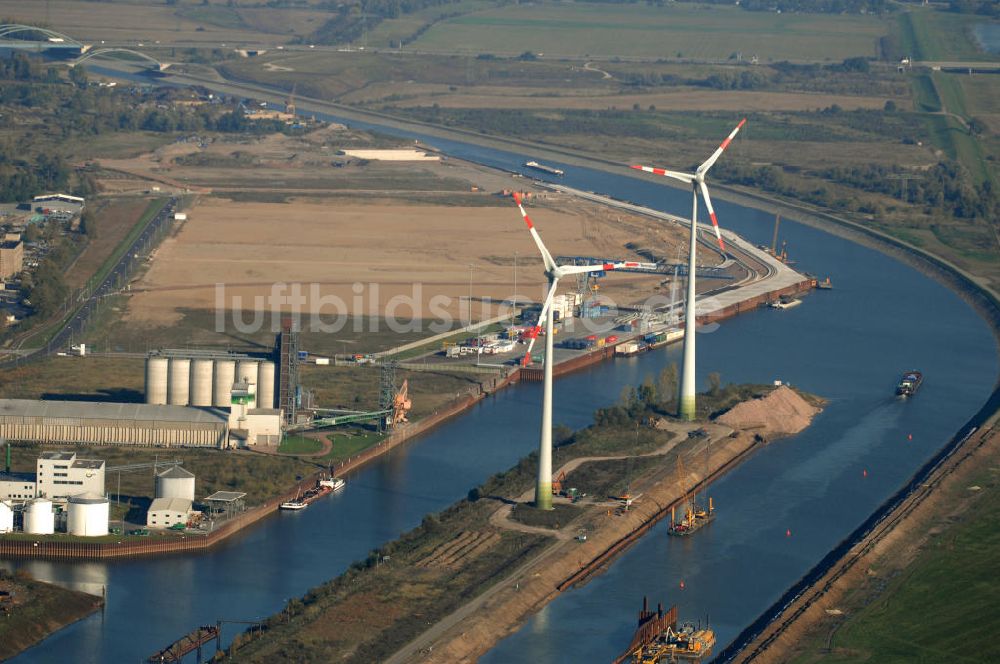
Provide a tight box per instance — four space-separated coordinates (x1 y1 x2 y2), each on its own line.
0 24 168 70
73 48 170 71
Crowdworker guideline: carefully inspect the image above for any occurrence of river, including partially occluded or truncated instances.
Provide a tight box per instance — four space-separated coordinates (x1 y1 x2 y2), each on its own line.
2 69 997 663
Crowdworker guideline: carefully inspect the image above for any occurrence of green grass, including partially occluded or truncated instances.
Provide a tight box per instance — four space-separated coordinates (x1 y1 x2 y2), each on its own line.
911 73 942 113
897 9 993 62
509 502 583 529
85 198 169 296
795 475 1000 663
279 434 325 455
409 4 887 61
320 432 385 463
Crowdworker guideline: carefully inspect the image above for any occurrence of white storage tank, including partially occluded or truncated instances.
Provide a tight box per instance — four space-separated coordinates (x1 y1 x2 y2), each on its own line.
0 500 13 534
24 498 54 535
145 356 169 405
257 361 276 410
189 359 215 407
213 359 236 407
155 465 195 501
167 357 191 405
67 493 109 537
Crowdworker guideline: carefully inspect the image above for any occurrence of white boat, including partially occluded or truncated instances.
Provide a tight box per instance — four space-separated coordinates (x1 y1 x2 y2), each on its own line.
279 499 307 510
769 298 802 310
319 477 346 490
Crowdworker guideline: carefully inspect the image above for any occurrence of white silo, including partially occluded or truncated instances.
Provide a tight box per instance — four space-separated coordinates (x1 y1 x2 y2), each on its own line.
67 493 109 537
0 501 13 533
257 361 276 409
167 357 191 406
189 359 215 407
155 466 195 501
24 498 54 535
213 359 236 407
145 356 169 405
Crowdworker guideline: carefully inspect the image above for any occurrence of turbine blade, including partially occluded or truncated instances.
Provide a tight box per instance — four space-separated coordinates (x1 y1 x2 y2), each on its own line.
630 164 694 183
524 279 559 360
697 118 747 174
512 193 557 272
699 181 726 252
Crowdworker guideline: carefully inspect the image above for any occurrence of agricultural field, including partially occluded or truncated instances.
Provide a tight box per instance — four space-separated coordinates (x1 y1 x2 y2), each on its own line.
894 8 996 62
0 0 325 46
406 4 888 61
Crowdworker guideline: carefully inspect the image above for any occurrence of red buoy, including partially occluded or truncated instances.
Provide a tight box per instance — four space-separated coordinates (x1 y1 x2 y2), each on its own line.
863 469 868 478
907 434 913 441
786 528 792 538
679 580 685 590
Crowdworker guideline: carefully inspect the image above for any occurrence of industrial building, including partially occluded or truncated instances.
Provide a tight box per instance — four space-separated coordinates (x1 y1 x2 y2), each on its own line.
147 497 195 529
0 471 36 501
36 451 105 500
144 349 277 410
0 232 22 279
0 399 229 448
0 451 105 502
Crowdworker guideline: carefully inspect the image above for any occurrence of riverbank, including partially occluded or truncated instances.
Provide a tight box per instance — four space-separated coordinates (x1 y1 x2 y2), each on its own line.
0 570 104 661
402 386 822 663
729 416 1000 663
209 386 820 663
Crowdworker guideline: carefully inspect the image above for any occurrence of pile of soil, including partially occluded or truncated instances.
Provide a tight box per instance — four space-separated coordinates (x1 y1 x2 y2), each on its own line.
716 385 821 438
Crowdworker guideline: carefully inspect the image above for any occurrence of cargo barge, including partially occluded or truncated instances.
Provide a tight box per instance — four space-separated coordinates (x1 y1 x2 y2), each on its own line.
279 481 334 510
614 598 715 663
524 160 565 177
896 370 923 397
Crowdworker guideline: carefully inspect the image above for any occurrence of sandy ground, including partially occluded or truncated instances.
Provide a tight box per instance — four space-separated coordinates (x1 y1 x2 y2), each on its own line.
717 386 822 438
128 194 686 325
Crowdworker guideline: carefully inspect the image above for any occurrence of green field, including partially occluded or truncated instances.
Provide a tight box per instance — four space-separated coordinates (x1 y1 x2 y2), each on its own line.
278 434 325 455
789 461 1000 663
896 9 994 62
408 4 887 61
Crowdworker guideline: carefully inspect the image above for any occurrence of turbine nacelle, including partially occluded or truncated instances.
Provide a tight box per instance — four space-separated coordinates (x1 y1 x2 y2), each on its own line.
629 118 746 253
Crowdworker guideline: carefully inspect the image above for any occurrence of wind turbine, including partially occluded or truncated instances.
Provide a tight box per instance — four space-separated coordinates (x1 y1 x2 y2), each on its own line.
631 118 746 421
513 192 636 509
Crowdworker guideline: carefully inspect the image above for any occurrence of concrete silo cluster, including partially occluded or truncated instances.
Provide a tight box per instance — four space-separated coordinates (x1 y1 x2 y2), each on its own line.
145 351 277 410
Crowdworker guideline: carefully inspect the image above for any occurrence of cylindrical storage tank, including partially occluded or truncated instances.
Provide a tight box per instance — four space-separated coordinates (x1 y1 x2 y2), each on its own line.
0 501 13 534
189 359 214 407
212 359 236 407
167 357 191 406
155 466 196 500
145 356 169 405
24 498 54 535
257 361 276 410
67 493 109 537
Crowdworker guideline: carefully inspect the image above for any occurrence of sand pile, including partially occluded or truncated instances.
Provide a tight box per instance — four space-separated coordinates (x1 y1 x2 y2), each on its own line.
716 385 821 438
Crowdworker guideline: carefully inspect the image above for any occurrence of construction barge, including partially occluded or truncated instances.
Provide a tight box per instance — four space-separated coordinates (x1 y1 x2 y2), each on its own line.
614 598 715 663
667 497 714 537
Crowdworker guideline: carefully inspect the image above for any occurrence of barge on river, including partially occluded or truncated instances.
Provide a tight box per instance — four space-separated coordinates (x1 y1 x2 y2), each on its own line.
614 598 715 663
524 160 565 177
896 370 923 397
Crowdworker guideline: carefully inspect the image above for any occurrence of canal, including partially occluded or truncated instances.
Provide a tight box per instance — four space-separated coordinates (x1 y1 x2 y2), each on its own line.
3 72 997 663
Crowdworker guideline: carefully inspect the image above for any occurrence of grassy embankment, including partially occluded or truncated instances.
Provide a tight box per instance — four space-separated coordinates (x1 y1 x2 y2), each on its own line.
0 570 103 661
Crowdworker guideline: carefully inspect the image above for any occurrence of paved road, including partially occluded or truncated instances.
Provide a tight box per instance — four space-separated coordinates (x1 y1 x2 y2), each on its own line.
1 198 175 366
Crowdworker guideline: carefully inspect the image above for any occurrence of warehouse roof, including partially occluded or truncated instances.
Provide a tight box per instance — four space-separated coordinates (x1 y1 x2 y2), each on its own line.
0 399 228 425
149 497 193 513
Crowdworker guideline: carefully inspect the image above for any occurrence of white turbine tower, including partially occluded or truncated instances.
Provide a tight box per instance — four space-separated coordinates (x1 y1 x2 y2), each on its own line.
631 118 746 421
513 192 638 509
